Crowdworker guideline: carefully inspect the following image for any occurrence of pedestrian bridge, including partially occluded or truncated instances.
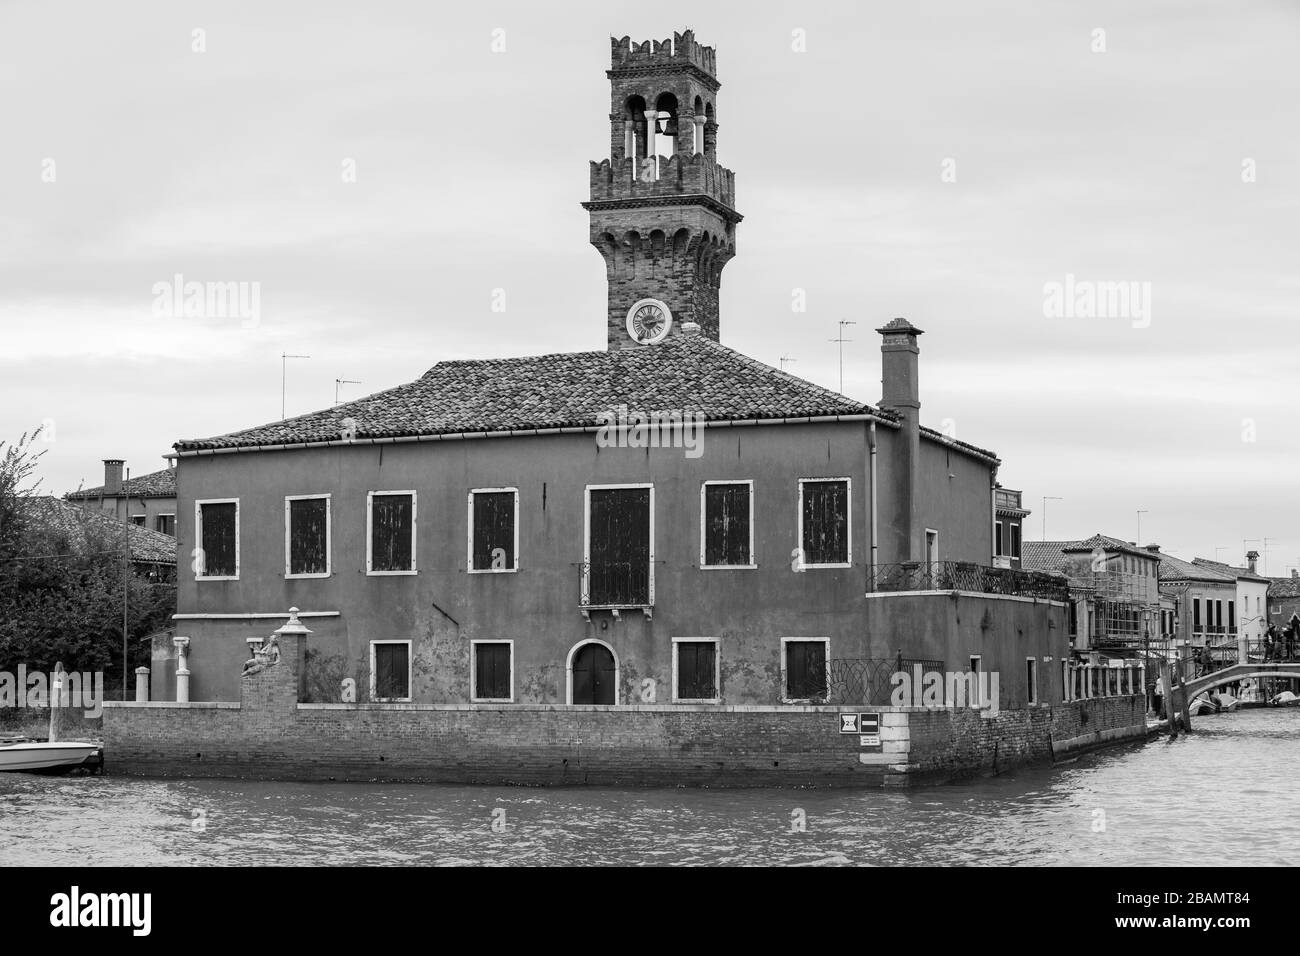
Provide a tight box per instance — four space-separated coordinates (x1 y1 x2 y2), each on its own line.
1182 663 1300 702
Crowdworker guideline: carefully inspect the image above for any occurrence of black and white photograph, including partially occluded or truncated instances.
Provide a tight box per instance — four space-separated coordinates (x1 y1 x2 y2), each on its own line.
0 0 1295 920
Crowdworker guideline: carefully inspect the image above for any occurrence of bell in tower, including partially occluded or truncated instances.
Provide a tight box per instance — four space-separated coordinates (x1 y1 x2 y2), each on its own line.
582 30 742 350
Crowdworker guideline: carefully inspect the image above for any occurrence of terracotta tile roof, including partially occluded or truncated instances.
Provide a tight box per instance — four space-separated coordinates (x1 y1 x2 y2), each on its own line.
1268 577 1300 598
1063 534 1156 559
19 497 177 565
176 336 902 453
1021 540 1077 576
1191 557 1270 584
66 467 175 500
1157 552 1234 584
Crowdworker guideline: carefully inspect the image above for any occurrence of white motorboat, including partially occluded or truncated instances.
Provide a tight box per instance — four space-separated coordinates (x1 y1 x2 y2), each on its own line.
0 735 102 773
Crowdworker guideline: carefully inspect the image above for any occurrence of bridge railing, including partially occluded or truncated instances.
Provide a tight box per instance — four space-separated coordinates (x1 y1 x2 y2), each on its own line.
1062 661 1144 702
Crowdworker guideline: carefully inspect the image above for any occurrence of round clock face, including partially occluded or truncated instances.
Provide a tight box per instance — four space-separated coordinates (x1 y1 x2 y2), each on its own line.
626 298 672 345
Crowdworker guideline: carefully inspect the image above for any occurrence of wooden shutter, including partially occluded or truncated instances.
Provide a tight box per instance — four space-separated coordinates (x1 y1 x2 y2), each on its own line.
374 643 410 699
199 502 237 576
678 642 717 699
371 494 413 571
472 492 515 570
475 643 511 699
786 641 827 700
801 481 848 565
704 484 750 566
588 488 650 605
289 498 328 575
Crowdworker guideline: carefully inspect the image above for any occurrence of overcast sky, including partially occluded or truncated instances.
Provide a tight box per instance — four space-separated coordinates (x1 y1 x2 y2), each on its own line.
2 0 1296 573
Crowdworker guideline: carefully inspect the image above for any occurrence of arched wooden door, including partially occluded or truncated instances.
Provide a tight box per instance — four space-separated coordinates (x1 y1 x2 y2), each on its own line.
572 643 616 705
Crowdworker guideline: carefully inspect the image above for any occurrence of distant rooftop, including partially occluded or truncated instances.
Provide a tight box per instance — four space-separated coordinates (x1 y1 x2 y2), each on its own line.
66 467 175 500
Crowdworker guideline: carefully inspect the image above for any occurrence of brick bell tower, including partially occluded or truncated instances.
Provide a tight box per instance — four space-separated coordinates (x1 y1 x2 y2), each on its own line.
583 30 742 350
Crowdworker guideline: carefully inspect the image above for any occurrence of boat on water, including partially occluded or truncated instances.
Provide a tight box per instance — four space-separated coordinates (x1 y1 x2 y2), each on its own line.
1189 692 1241 716
1269 691 1300 708
0 735 103 774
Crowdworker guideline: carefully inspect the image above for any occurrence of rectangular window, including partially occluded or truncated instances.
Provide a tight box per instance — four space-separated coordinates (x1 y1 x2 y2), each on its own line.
995 520 1005 557
367 491 416 574
700 481 753 568
130 514 146 526
584 485 652 607
155 513 175 536
1026 658 1038 705
1010 523 1021 558
1215 600 1223 629
1193 599 1201 630
1229 601 1236 631
782 638 828 702
195 499 238 579
798 478 850 568
285 495 330 578
468 488 518 572
673 639 719 702
925 529 939 575
1068 600 1079 637
370 641 411 701
472 641 513 702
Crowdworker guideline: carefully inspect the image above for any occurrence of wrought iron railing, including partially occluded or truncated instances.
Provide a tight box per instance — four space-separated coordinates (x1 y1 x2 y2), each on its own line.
866 561 1070 602
577 560 652 608
826 656 945 705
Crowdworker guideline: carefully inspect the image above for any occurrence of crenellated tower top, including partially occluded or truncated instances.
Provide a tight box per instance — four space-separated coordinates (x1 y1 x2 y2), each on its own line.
584 29 740 350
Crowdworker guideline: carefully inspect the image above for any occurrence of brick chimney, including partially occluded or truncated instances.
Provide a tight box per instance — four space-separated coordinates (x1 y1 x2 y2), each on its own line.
103 459 124 495
1246 550 1260 574
877 318 923 563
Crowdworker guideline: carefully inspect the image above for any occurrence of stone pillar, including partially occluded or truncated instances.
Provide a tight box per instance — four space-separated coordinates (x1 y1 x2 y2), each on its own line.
173 636 190 703
623 120 635 163
693 114 705 154
644 109 658 160
134 666 150 703
1238 629 1248 665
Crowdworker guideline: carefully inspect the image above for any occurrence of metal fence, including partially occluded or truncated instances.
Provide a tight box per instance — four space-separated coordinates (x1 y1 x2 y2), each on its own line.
826 656 945 705
866 561 1070 602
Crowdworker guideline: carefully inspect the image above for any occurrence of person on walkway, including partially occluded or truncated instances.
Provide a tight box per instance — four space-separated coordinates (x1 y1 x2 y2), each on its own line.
1154 674 1166 719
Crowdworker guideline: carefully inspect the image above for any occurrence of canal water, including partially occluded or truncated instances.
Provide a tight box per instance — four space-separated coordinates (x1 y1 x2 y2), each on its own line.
2 708 1296 866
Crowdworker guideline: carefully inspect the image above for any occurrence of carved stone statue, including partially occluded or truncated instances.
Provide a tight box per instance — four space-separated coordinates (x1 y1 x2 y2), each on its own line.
241 631 281 677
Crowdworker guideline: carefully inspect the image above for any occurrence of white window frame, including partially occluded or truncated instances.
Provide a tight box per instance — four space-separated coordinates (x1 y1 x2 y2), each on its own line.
194 497 240 581
925 528 940 575
470 639 514 703
796 478 852 570
699 480 756 570
284 494 332 579
155 512 176 535
969 654 982 707
995 519 1005 557
369 639 413 703
780 636 831 704
467 487 520 574
129 513 147 526
672 637 721 703
366 490 418 576
1026 657 1038 706
582 483 655 608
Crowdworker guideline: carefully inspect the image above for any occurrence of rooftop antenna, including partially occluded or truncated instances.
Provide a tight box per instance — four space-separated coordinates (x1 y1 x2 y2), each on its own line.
779 356 797 372
1136 510 1148 543
1214 546 1231 561
335 378 361 405
829 319 855 393
1041 496 1062 541
281 353 311 419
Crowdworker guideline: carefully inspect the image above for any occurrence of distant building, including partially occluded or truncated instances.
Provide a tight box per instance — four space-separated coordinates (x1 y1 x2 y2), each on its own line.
1266 570 1300 630
66 459 177 535
1022 534 1164 657
20 496 177 582
1155 551 1237 653
1191 552 1271 646
992 486 1029 569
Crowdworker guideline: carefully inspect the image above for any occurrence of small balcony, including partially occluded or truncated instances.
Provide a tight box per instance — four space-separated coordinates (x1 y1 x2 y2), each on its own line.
866 561 1070 602
578 560 653 618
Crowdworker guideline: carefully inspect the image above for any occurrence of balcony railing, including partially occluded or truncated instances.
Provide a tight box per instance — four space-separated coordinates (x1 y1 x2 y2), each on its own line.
867 561 1070 602
578 560 652 609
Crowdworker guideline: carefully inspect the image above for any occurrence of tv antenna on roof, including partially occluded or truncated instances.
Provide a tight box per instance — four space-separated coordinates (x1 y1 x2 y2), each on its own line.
829 319 856 393
335 379 361 405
